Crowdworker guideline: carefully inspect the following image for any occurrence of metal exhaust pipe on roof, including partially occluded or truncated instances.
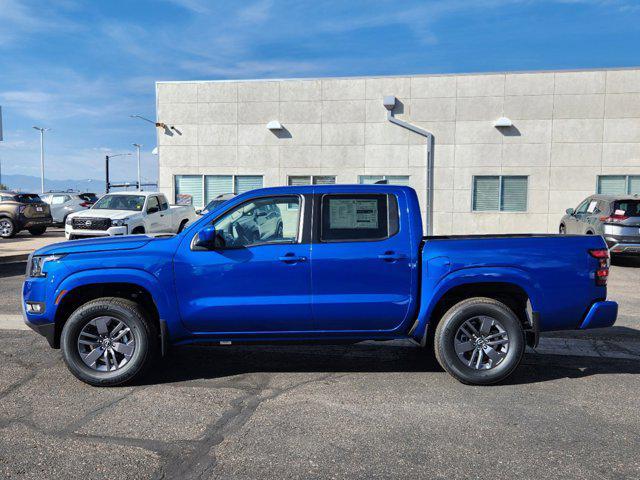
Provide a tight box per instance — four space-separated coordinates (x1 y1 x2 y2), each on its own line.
383 96 435 236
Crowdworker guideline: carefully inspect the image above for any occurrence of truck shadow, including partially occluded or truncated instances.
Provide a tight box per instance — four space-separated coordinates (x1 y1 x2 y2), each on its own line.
611 256 640 268
143 340 640 387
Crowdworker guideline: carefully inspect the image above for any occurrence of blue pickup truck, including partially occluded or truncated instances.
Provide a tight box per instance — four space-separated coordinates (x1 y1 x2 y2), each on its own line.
23 185 618 386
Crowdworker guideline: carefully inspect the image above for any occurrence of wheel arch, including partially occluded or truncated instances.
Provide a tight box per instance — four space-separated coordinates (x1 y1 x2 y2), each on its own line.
53 282 160 349
412 267 542 348
52 269 174 350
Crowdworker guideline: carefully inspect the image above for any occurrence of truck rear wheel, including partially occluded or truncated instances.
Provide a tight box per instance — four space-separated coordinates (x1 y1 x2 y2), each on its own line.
60 297 158 387
434 297 525 385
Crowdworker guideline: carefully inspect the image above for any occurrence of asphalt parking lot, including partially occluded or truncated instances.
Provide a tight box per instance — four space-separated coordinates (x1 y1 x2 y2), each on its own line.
1 259 639 479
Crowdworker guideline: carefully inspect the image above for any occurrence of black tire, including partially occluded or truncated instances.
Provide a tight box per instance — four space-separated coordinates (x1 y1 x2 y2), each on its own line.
276 222 283 239
29 226 47 236
68 234 76 240
0 218 17 238
559 224 566 234
60 297 158 387
131 227 145 235
434 297 525 386
177 219 188 233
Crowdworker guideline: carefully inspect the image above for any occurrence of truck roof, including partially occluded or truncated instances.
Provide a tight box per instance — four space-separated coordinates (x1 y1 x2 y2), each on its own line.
103 191 163 196
236 184 415 196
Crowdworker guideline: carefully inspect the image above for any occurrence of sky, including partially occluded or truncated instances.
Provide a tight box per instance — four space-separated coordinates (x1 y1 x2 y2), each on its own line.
0 0 639 186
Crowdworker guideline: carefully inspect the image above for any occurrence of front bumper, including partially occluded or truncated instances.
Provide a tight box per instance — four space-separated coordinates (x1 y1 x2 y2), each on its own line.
579 301 618 330
65 224 127 238
21 289 57 347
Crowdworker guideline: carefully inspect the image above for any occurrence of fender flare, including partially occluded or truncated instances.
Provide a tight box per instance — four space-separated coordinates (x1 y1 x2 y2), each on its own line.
411 266 544 342
54 268 175 344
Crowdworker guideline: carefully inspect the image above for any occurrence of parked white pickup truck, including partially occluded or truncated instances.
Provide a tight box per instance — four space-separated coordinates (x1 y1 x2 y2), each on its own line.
65 192 197 239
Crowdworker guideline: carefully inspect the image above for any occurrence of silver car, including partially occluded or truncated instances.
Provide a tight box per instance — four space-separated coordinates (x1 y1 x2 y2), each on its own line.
42 192 98 225
560 194 640 255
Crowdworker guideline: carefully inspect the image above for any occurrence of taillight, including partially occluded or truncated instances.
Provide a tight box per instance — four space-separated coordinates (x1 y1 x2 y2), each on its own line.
80 202 90 208
589 249 610 286
599 214 628 223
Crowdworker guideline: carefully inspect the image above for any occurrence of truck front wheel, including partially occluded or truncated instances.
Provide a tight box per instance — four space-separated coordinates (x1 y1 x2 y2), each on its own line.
434 297 525 385
60 297 158 387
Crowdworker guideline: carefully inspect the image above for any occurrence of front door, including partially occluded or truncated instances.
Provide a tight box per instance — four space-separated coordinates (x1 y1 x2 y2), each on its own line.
146 196 164 233
310 192 414 332
174 194 312 333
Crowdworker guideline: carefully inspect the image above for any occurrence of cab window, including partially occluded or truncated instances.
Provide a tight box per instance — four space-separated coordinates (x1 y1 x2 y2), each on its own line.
213 196 300 248
320 194 398 242
147 196 160 213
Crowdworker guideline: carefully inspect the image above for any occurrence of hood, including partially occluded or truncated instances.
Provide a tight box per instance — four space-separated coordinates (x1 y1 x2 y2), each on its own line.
34 235 153 256
70 209 140 220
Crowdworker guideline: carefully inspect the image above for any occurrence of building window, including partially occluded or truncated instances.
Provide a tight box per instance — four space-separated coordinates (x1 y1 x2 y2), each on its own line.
472 176 528 212
597 175 640 195
175 175 203 208
288 175 336 186
359 175 410 186
175 175 263 207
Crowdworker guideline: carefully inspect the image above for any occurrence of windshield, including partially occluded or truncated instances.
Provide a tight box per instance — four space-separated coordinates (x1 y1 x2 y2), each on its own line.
14 194 43 204
614 200 640 217
92 194 146 211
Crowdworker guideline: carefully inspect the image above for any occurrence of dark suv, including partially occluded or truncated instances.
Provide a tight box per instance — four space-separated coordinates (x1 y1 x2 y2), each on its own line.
0 191 53 238
560 194 640 255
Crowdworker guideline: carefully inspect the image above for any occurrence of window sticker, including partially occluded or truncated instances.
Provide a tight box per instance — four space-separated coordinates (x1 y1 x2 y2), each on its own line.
587 201 598 214
329 199 379 229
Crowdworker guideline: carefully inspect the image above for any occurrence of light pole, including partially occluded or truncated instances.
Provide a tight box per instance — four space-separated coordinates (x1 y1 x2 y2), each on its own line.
33 126 50 193
105 153 132 193
132 143 142 191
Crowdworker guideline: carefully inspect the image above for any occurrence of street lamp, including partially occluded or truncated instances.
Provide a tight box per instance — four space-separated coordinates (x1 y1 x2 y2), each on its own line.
33 126 50 193
132 143 142 191
105 153 132 193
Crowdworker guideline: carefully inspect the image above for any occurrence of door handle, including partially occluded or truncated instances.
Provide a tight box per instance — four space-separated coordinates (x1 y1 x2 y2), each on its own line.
378 251 407 262
278 253 307 263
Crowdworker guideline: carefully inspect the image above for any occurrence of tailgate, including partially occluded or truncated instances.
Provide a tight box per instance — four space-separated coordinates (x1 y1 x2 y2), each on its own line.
22 203 51 218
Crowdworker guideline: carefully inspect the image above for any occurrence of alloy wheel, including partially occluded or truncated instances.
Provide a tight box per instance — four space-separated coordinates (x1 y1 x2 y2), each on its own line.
453 315 509 370
77 316 136 372
0 219 13 237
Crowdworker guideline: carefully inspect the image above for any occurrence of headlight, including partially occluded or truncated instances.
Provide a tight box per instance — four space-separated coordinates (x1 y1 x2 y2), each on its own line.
111 219 127 227
28 254 66 278
65 216 73 225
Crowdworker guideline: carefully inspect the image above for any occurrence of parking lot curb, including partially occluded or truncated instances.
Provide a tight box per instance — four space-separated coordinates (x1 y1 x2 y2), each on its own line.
0 254 30 264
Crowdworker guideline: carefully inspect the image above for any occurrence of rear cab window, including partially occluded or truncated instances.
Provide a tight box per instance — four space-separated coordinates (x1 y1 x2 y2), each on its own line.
320 193 399 242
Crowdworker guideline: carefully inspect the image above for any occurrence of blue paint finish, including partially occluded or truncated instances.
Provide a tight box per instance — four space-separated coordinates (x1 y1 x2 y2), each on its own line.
22 185 617 349
579 301 618 329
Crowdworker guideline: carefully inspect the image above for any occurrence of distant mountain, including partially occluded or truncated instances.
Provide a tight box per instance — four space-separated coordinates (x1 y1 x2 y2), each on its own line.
0 174 106 193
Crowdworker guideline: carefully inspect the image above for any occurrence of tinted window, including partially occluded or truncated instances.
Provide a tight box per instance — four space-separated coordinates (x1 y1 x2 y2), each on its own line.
321 194 396 242
14 194 43 204
79 193 98 203
614 200 640 217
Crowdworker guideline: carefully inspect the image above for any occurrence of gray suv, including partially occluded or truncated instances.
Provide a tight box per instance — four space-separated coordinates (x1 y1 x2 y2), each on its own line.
560 194 640 255
41 192 98 226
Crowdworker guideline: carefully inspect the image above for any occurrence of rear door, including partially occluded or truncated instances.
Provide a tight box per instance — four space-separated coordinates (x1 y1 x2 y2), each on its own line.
310 192 413 332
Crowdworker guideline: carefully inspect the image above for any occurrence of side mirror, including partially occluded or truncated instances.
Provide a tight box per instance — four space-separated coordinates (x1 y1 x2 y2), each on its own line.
195 209 202 215
148 206 159 214
195 225 219 248
565 208 575 215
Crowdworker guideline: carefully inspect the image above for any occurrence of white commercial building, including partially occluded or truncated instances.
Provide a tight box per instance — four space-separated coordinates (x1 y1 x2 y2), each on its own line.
156 67 640 234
